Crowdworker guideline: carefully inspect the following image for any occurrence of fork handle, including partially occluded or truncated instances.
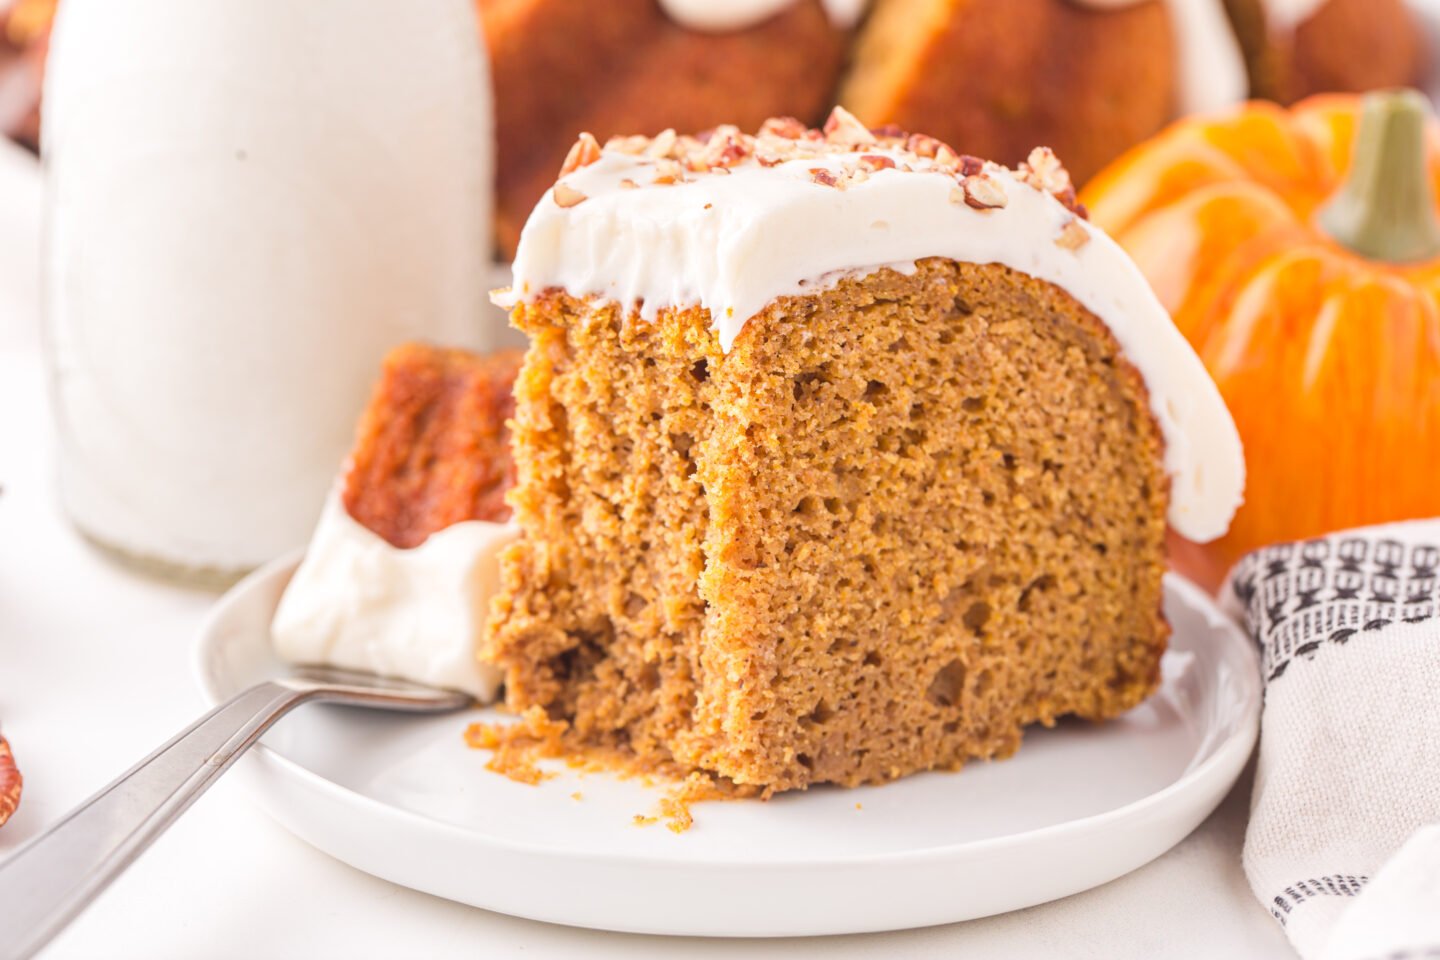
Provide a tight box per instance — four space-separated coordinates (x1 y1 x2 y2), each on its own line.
0 681 310 960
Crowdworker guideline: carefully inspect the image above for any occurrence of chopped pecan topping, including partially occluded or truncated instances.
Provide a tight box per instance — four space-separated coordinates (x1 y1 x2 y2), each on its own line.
552 182 588 208
1055 218 1091 251
1019 147 1070 192
1018 146 1084 215
821 105 877 146
697 125 749 170
605 134 651 156
904 133 943 159
653 158 687 185
759 116 808 140
645 128 679 160
648 128 679 160
558 132 601 177
962 174 1008 210
544 116 1086 222
0 734 20 828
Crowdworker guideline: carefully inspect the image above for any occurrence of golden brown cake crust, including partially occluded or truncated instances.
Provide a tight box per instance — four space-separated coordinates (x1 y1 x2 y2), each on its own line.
838 0 1176 186
487 259 1171 793
342 343 522 548
480 0 848 257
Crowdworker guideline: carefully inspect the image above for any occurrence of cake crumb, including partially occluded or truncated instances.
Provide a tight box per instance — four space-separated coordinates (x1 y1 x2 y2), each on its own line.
463 705 569 786
570 791 583 802
658 796 694 834
633 814 658 827
855 802 863 811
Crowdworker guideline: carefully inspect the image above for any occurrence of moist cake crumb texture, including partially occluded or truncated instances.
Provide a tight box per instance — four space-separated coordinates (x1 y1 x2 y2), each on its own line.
343 343 523 548
486 256 1171 793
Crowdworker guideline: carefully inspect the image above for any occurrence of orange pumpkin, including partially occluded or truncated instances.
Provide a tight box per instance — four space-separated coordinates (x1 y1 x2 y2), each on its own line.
1082 91 1440 591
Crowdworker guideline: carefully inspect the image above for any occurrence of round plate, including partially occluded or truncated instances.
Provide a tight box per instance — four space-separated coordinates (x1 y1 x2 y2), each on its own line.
194 555 1260 937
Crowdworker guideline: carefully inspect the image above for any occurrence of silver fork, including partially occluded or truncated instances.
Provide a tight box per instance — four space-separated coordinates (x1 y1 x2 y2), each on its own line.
0 668 471 960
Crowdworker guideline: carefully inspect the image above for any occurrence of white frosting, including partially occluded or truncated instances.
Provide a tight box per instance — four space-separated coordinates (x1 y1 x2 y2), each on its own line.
1166 0 1249 114
658 0 868 31
272 491 516 701
503 143 1244 543
1260 0 1327 32
662 0 1244 115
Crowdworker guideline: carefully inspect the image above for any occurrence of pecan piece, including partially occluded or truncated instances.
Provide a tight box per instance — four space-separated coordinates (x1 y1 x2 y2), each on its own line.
0 734 21 828
822 105 877 147
1055 218 1091 251
558 132 601 177
905 133 943 159
962 174 1008 210
1019 146 1071 192
645 128 679 160
604 133 650 156
552 182 587 208
759 116 808 140
933 143 962 174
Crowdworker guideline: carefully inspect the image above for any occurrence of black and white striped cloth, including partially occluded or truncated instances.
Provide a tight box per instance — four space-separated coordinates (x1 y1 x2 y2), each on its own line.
1225 520 1440 960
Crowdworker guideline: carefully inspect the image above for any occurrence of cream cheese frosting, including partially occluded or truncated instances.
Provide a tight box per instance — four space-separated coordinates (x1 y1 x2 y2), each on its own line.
1259 0 1326 32
500 113 1245 542
658 0 868 31
659 0 1245 117
271 490 516 701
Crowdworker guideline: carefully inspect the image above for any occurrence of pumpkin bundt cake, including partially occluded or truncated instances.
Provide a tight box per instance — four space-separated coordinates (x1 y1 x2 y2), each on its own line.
486 110 1244 792
272 344 523 700
9 0 1426 240
838 0 1267 186
482 0 852 257
1222 0 1424 104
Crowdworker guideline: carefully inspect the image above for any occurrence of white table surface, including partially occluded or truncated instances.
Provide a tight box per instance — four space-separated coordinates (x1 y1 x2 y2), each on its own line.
0 138 1294 959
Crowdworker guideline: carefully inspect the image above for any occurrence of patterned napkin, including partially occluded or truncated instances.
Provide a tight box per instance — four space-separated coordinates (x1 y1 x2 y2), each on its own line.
1224 520 1440 960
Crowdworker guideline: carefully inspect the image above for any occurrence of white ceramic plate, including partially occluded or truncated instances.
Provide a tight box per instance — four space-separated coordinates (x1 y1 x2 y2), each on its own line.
194 556 1260 938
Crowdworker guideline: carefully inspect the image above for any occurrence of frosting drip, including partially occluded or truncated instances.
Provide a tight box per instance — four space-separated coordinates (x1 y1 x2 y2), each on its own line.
1259 0 1327 31
663 0 1246 117
502 115 1245 542
1166 0 1248 114
658 0 868 31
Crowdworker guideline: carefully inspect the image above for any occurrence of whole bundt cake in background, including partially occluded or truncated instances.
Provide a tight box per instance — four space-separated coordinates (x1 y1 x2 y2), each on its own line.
1223 0 1425 104
839 0 1180 187
480 0 850 258
2 0 1428 256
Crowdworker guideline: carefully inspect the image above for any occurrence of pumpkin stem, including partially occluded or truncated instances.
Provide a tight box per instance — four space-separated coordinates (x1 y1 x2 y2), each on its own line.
1318 89 1440 263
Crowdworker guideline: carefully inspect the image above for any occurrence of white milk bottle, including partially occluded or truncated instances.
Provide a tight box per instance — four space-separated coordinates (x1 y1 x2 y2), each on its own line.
41 0 495 584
